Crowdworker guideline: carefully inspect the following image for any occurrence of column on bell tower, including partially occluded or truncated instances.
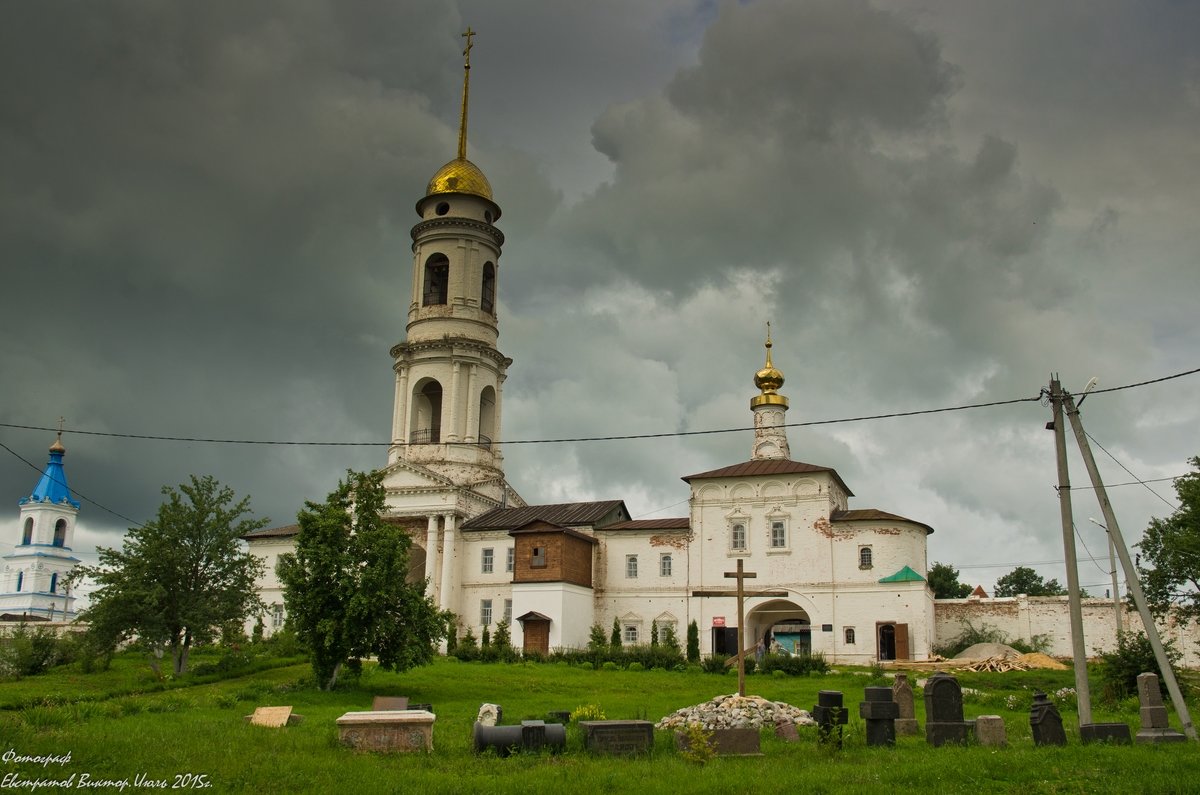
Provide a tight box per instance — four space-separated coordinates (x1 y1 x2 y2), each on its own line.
750 326 792 461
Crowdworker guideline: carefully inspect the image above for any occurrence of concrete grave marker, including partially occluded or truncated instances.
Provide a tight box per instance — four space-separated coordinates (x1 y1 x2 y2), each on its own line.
974 715 1007 747
892 673 920 736
372 696 410 711
337 709 435 752
1136 672 1186 744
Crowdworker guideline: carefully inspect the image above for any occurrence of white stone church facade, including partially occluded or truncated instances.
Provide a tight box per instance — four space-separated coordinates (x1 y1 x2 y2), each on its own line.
243 42 937 663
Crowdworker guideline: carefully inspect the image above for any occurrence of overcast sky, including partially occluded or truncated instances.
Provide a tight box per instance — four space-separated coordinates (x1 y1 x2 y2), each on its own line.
2 0 1197 602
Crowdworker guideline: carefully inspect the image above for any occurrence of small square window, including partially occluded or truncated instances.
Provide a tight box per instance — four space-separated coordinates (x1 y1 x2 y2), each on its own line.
505 547 514 572
481 547 494 573
624 625 639 643
480 599 493 626
531 546 546 568
659 553 672 577
626 555 638 578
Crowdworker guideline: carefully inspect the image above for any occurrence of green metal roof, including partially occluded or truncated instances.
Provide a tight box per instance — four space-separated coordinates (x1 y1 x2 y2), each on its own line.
879 565 926 583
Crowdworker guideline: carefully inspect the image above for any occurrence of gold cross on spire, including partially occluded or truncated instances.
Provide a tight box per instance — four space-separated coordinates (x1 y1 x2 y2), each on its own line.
462 26 475 68
457 27 475 161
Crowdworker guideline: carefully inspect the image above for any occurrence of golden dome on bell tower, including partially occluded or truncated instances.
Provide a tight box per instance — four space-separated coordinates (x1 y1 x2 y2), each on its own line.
751 324 788 409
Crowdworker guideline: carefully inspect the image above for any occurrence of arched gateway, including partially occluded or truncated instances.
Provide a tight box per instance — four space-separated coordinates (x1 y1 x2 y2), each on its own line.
747 598 813 655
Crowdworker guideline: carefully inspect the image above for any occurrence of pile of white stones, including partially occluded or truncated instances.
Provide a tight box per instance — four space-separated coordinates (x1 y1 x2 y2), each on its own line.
655 693 815 731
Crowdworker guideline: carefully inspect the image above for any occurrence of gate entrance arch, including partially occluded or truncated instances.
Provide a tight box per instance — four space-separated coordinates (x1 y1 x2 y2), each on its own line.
747 599 813 656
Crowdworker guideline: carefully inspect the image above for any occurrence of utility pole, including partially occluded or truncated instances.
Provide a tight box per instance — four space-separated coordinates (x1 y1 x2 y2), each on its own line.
1061 388 1196 741
1049 376 1093 725
1090 517 1125 636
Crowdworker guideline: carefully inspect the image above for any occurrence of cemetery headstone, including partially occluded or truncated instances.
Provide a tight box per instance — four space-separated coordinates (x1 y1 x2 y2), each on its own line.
924 672 971 747
1029 692 1067 746
859 686 900 747
1136 672 1186 744
247 706 301 727
336 709 435 752
974 715 1007 747
892 673 920 736
372 696 410 711
476 703 502 727
813 690 848 748
473 719 567 756
774 718 800 743
579 720 655 755
1080 722 1131 745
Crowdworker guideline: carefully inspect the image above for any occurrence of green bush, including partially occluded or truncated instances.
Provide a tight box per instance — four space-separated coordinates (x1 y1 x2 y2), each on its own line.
627 662 644 672
601 661 619 671
700 654 728 674
1098 631 1187 702
0 623 73 677
686 620 700 663
758 651 829 677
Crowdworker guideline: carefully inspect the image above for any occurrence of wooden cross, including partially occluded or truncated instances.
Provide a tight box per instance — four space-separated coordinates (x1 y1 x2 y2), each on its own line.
692 559 787 697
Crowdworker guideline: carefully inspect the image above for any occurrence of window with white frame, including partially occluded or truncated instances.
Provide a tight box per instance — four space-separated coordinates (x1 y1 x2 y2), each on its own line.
859 546 873 569
731 522 747 551
845 627 856 644
770 519 787 548
480 599 493 626
660 553 672 577
481 547 494 573
503 599 512 624
626 554 638 578
505 547 514 572
272 604 285 629
624 624 639 643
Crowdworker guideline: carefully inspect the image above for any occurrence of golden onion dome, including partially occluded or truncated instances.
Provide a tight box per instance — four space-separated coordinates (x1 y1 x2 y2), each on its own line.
750 328 789 409
426 157 493 201
754 361 784 394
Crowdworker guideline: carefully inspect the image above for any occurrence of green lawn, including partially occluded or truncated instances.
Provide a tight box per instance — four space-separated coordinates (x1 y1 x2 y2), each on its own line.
1 656 1196 794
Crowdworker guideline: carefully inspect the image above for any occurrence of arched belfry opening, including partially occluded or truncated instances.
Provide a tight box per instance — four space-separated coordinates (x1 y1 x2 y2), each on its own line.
423 253 449 306
22 517 32 545
411 379 443 444
478 386 496 449
481 262 496 315
53 519 67 547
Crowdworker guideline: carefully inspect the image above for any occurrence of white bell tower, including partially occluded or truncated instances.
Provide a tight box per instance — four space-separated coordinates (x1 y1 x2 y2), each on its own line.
751 325 792 461
0 431 82 621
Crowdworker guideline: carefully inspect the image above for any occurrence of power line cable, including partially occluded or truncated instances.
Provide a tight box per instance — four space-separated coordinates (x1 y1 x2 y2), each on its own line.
1082 432 1178 511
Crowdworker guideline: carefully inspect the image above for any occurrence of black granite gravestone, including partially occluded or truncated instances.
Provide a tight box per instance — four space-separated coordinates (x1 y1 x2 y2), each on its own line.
924 671 971 747
578 720 655 755
813 690 848 748
1029 692 1067 746
860 686 900 747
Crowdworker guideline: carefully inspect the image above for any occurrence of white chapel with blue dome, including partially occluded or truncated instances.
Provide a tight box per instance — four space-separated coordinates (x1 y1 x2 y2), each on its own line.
0 433 81 621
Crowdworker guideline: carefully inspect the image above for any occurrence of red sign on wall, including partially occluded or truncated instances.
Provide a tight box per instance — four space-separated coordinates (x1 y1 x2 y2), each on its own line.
712 617 726 627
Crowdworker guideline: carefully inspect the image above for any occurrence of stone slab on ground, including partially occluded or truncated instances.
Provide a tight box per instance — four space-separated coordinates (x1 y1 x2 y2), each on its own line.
336 709 435 752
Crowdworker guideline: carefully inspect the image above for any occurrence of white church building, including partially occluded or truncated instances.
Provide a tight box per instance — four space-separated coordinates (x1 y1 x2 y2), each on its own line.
244 35 937 664
0 433 82 622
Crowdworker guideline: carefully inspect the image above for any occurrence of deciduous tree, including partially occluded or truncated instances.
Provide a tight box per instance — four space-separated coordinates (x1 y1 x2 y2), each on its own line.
75 476 267 674
1138 457 1200 625
927 562 973 599
277 470 446 690
994 565 1068 597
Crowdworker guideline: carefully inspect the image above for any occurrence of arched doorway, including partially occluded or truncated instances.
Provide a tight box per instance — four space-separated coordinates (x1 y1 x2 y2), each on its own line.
747 599 813 656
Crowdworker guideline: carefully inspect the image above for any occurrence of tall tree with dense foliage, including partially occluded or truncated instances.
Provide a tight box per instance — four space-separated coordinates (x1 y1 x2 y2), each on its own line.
76 476 267 674
277 470 446 690
994 566 1068 597
1138 457 1200 626
927 562 973 599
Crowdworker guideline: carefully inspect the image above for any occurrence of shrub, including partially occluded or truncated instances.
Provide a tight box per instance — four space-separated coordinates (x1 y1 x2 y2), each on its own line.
933 619 1008 659
610 619 621 650
601 661 619 671
578 661 593 670
677 723 715 765
1099 630 1187 702
700 654 728 674
686 620 700 663
0 623 70 677
628 662 645 672
588 623 608 652
570 704 605 722
758 651 829 677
